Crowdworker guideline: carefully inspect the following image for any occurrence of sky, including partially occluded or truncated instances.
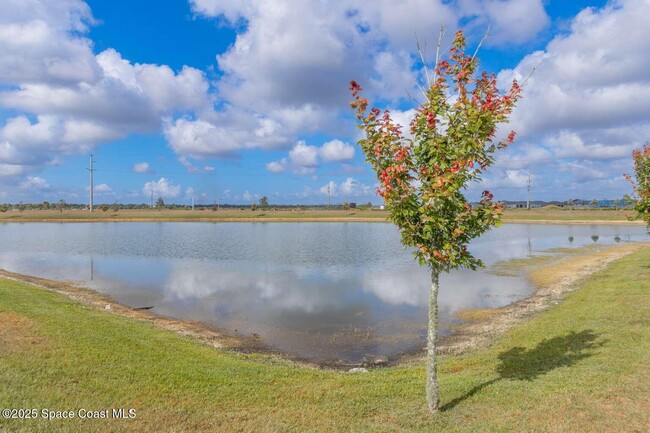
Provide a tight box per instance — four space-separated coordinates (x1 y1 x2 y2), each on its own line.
1 0 649 205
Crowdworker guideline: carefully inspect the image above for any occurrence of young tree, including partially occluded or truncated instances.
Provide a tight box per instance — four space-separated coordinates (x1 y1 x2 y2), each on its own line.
156 197 165 210
627 142 650 227
259 196 269 209
350 30 520 413
623 193 634 208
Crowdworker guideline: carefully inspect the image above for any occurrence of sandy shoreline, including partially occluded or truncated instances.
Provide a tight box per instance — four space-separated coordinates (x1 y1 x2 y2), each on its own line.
434 242 649 356
1 241 648 369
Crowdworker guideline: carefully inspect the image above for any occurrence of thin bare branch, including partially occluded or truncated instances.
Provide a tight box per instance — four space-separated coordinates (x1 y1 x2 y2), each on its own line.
406 89 422 106
415 32 430 89
520 59 543 87
471 24 491 64
414 79 430 103
431 26 445 84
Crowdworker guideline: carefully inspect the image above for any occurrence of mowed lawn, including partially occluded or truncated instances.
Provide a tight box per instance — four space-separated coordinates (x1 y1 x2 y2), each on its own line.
1 248 649 432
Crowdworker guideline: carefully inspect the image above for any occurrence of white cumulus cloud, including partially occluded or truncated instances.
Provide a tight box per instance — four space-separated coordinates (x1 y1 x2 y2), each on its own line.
143 177 181 198
460 0 550 46
267 139 355 174
94 183 113 193
486 0 650 200
0 0 212 182
133 162 152 173
0 0 98 86
319 177 373 198
319 139 355 162
19 176 50 190
177 0 550 165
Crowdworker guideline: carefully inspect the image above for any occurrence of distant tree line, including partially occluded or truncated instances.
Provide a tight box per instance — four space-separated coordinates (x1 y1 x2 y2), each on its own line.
0 198 640 213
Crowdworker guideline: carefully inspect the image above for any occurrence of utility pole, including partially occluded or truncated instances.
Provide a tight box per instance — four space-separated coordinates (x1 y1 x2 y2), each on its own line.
526 171 531 210
191 192 195 210
327 184 331 210
150 190 154 208
87 154 95 212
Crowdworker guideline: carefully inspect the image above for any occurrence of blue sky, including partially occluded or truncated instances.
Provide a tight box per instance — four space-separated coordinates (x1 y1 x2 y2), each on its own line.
1 0 648 205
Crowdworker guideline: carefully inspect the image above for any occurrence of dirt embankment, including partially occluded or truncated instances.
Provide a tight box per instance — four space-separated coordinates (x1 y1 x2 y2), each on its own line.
434 242 649 356
0 270 277 357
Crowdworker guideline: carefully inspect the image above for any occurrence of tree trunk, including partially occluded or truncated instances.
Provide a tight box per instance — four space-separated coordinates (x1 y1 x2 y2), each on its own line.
426 268 440 413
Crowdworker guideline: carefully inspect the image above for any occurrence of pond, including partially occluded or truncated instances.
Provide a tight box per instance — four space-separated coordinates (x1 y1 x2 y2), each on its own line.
0 222 647 363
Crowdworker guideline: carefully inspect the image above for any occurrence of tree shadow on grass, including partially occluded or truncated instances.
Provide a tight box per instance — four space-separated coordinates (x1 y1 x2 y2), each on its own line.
441 330 605 411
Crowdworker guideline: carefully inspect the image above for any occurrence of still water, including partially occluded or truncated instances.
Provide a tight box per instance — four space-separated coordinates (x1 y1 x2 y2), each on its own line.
0 222 647 363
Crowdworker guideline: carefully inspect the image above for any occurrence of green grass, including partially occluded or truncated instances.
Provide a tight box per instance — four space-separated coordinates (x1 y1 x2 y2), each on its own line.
502 207 638 222
488 244 602 277
1 248 650 432
488 254 558 276
0 208 387 222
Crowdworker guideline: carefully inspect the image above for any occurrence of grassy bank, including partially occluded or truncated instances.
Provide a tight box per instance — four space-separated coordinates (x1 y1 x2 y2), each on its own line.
0 208 387 223
1 248 650 432
502 207 639 223
0 207 642 224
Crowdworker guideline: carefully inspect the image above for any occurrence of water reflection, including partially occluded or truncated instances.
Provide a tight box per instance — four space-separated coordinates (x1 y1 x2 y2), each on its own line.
0 222 647 362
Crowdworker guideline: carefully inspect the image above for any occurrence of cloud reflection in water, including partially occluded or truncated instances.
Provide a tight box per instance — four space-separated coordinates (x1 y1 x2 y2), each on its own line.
0 222 647 362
